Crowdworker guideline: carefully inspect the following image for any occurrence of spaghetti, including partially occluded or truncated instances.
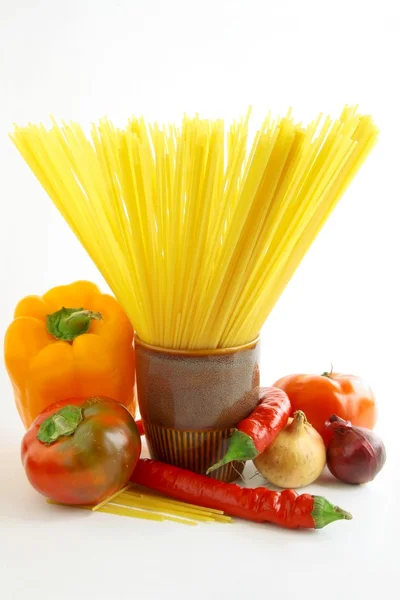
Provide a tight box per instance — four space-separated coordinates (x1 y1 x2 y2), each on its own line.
11 107 378 349
47 485 233 526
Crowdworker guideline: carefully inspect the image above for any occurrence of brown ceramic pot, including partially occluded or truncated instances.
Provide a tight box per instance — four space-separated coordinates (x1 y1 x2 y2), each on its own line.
134 335 260 482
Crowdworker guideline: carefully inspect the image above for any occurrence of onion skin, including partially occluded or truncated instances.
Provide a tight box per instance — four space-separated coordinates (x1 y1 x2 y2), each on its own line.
326 415 386 484
253 411 326 489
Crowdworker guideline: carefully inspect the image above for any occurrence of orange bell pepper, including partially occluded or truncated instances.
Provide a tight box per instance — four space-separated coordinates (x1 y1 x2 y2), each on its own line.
4 281 136 429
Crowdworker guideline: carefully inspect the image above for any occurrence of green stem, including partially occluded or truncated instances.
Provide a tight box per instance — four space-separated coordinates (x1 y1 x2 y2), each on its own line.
46 307 102 341
206 430 258 474
312 496 353 528
37 405 83 445
321 363 334 378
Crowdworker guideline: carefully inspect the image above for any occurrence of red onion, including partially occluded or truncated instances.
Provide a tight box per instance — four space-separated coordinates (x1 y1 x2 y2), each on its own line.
325 415 386 484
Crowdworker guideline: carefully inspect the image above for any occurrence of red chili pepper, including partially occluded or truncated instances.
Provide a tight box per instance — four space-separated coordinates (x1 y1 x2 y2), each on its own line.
131 459 352 529
135 419 145 436
207 386 291 473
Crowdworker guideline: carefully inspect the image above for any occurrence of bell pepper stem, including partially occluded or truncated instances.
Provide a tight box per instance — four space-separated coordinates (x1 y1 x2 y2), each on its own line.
46 307 103 341
312 496 353 528
37 405 83 445
206 430 258 474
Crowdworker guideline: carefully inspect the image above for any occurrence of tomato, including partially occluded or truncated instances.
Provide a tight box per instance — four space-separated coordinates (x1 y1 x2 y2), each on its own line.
273 372 377 445
21 396 141 505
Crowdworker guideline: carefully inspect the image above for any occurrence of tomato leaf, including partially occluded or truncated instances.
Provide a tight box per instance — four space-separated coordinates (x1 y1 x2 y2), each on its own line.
37 405 83 445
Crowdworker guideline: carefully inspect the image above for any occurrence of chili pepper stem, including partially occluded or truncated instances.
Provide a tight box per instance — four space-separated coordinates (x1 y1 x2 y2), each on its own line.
206 430 258 474
311 496 352 529
46 307 103 341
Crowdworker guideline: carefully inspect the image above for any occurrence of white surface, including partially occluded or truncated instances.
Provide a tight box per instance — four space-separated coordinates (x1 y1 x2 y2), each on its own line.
1 1 399 599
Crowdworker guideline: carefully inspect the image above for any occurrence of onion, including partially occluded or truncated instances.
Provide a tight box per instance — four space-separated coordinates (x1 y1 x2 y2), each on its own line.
253 410 326 489
326 415 386 484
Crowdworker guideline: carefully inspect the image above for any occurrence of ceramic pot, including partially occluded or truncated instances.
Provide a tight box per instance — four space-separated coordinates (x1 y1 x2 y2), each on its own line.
135 335 260 482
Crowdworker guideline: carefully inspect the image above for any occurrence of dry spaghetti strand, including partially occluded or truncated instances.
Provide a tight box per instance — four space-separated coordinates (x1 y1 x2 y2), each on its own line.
11 107 378 349
47 485 233 526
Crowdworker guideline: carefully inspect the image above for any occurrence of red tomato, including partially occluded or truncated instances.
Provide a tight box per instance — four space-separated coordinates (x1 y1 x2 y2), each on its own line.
21 396 141 505
273 372 377 445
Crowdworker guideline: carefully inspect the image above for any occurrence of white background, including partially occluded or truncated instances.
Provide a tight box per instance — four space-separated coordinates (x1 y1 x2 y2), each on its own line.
1 1 399 599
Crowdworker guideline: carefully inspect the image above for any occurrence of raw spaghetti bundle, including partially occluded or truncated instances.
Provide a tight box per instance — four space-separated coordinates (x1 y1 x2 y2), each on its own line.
48 484 233 527
11 107 378 349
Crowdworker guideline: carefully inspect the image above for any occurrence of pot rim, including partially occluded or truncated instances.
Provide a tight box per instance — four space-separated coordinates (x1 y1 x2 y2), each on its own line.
133 333 260 357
